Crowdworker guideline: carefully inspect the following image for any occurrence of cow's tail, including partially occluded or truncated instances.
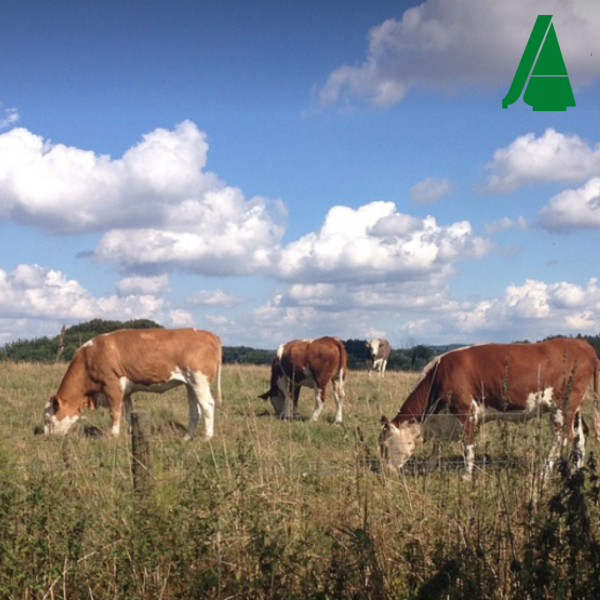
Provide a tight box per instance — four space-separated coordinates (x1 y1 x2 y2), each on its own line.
592 359 600 442
215 340 223 407
336 337 348 385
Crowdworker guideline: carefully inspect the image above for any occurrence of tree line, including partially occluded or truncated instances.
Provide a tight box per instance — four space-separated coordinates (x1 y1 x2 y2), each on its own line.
1 319 599 372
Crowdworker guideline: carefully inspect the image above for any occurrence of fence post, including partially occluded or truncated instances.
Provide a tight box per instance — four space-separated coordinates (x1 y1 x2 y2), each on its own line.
131 410 152 495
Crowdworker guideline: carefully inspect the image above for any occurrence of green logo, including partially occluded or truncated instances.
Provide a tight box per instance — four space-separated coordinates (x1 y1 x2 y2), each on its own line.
503 15 575 111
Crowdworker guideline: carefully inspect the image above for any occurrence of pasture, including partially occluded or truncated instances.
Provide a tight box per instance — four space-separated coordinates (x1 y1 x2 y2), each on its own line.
1 361 600 599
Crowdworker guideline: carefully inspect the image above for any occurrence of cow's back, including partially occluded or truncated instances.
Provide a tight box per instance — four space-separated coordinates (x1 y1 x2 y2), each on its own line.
83 328 222 384
431 338 597 409
307 336 347 377
276 336 347 383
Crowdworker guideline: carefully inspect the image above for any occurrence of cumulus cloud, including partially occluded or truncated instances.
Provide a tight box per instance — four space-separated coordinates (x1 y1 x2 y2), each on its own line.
316 0 600 108
274 201 490 284
281 280 453 313
410 177 452 204
187 288 244 308
0 264 173 334
234 275 600 348
0 121 286 275
402 278 600 343
486 129 600 193
539 177 600 232
246 294 375 347
168 309 195 328
116 274 171 296
95 192 284 275
468 278 600 333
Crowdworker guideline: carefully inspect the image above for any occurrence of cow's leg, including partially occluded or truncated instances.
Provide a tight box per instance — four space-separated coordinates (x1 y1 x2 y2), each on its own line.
310 386 325 422
102 383 125 436
292 387 301 420
545 408 565 476
461 409 477 480
572 410 586 469
562 406 586 470
332 376 345 424
123 394 133 430
185 375 215 441
281 383 294 421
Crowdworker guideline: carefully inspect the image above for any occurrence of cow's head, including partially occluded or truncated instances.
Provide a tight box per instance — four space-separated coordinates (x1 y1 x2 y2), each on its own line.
366 339 380 360
258 388 286 417
43 395 81 435
378 415 423 473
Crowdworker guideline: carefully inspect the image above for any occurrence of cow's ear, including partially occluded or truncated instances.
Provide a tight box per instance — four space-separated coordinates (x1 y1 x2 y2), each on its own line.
380 415 389 426
258 391 270 401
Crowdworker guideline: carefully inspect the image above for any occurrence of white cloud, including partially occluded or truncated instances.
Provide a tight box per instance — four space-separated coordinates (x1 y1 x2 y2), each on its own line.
486 129 600 193
403 278 600 342
95 191 284 275
116 274 171 296
485 216 528 234
282 280 452 313
0 122 287 276
168 309 195 328
3 263 598 350
246 295 375 347
228 275 600 348
274 201 490 284
316 0 600 108
187 288 244 308
0 264 168 333
0 105 18 129
538 177 600 232
410 177 452 204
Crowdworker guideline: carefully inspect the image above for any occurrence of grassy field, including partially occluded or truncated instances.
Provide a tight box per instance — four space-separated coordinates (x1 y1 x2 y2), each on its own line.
1 362 600 599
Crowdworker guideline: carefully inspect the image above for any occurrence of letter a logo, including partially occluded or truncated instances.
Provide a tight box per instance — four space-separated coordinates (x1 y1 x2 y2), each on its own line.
503 15 575 111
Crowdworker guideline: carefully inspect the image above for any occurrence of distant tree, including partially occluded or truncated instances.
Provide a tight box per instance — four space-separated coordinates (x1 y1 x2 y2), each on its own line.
410 344 435 371
344 339 434 372
542 333 600 358
0 318 163 363
0 336 57 363
343 339 369 370
580 333 600 356
222 346 274 365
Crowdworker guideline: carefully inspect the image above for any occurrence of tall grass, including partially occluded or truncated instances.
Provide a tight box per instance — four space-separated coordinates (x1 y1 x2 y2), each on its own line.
1 362 600 598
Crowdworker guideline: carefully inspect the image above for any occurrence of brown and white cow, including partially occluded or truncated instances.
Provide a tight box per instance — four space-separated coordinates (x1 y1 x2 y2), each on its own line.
44 328 222 440
259 336 347 423
379 338 600 479
366 338 391 377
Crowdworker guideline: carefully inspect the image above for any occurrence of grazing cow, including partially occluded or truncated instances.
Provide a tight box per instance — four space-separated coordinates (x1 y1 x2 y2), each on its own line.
379 338 600 479
44 328 222 440
259 336 347 423
366 338 391 377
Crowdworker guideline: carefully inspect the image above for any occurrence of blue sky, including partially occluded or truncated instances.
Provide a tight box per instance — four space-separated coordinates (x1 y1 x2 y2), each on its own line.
2 0 600 349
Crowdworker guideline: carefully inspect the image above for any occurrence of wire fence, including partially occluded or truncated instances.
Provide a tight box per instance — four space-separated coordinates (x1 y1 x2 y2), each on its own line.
4 424 584 487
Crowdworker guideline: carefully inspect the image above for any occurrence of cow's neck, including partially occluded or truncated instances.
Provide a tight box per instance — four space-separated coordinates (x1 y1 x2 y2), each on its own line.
393 361 439 425
56 351 96 407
